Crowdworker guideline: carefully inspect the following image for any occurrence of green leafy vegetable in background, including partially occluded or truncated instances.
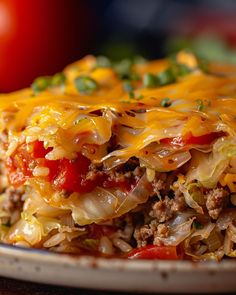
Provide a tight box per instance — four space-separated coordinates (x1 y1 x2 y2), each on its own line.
165 34 236 64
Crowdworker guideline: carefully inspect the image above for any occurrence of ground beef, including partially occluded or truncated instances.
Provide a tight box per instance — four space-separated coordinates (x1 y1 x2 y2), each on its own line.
134 219 170 247
134 225 153 247
151 179 165 196
86 162 133 184
86 157 143 184
85 163 104 182
156 223 169 238
106 170 132 183
149 190 186 223
133 184 186 247
2 187 24 213
149 197 174 222
205 187 229 219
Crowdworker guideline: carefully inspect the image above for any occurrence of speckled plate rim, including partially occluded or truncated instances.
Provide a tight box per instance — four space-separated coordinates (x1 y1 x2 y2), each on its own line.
0 243 236 293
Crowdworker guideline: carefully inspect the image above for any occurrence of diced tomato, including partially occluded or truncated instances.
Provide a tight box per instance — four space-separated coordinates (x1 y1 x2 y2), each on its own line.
185 132 225 145
6 143 35 187
32 141 53 158
127 245 180 260
32 140 97 193
6 140 139 194
6 156 28 187
161 131 224 147
45 154 93 194
44 156 139 194
43 159 60 181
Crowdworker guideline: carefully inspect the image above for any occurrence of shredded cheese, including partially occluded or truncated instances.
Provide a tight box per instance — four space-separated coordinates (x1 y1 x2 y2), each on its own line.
1 51 236 165
220 173 236 192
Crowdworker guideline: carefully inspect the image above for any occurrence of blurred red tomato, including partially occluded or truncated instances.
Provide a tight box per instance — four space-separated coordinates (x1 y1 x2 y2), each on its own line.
0 0 93 92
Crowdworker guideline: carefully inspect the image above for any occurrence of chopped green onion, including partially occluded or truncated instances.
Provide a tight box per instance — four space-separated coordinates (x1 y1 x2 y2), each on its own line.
127 92 143 101
31 76 51 94
143 73 158 88
113 58 141 80
137 94 144 100
96 56 111 68
195 99 211 111
74 76 98 94
123 80 134 92
197 57 209 73
175 64 192 76
114 59 132 80
134 55 147 65
51 72 66 87
160 97 171 107
196 99 205 111
129 72 141 81
157 68 176 86
129 91 135 99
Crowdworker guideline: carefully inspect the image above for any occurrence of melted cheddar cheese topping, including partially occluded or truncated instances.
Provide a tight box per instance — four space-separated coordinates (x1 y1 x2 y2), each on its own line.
1 52 236 166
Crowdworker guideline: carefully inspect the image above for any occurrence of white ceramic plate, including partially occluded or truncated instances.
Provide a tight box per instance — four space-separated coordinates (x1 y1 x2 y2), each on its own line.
0 243 235 293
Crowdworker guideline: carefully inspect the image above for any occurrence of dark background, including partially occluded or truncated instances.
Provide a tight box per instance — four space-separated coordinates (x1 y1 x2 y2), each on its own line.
1 0 236 92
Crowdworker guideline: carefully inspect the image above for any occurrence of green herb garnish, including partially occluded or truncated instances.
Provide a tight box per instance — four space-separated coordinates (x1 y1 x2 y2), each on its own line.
114 59 132 80
160 97 171 107
142 62 192 89
129 91 135 99
157 68 176 86
197 57 209 73
31 72 66 94
123 80 134 92
196 99 205 111
137 94 144 100
113 57 142 81
143 73 159 88
195 99 211 111
96 56 111 68
74 76 98 94
51 72 66 87
175 64 192 76
127 91 143 101
31 76 51 94
129 72 141 81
